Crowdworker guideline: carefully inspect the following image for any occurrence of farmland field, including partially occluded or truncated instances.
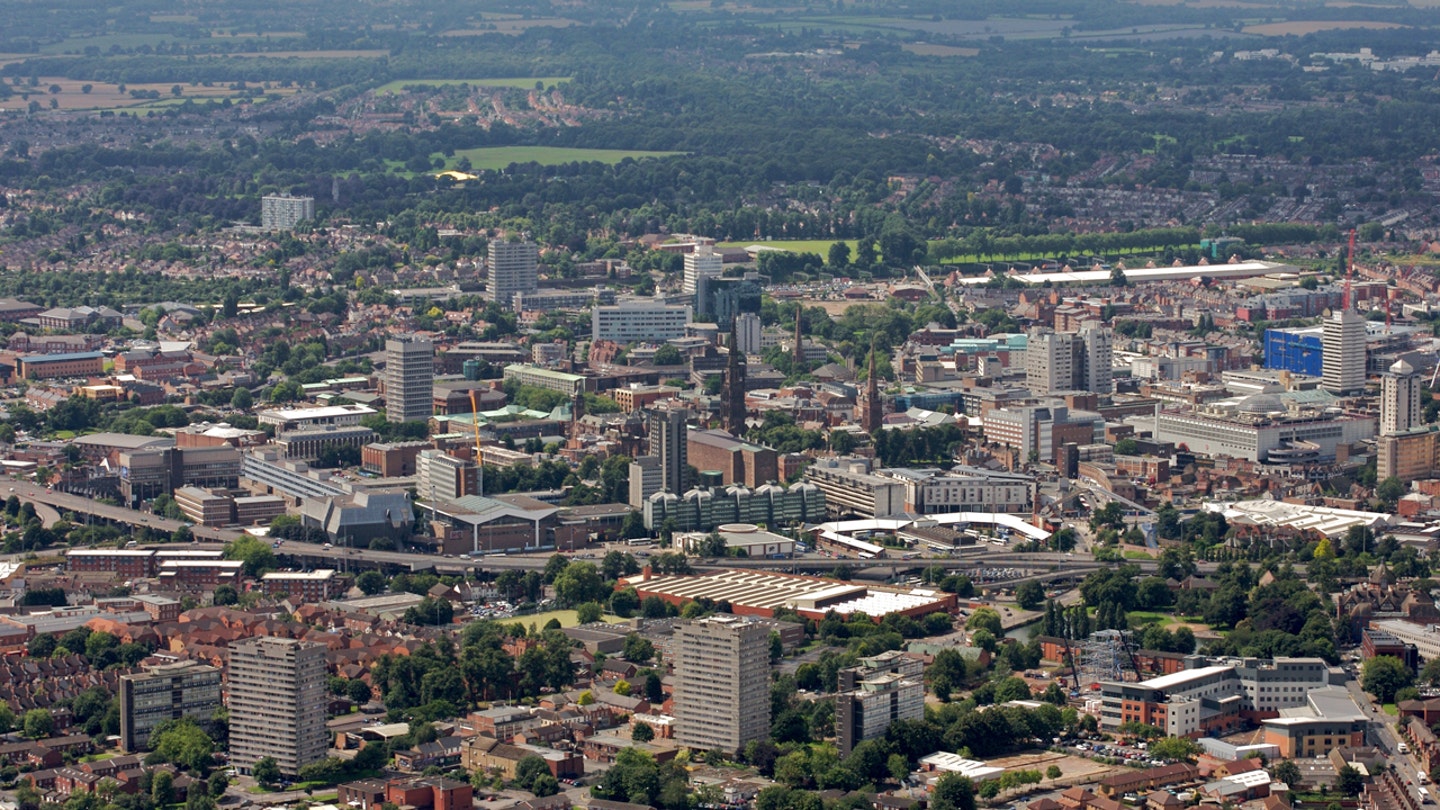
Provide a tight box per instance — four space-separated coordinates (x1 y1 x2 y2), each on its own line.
445 146 682 170
0 78 296 113
374 77 570 94
902 43 980 57
1241 20 1406 34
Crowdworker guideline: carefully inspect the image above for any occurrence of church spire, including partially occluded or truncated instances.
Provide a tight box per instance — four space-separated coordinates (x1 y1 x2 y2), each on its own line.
792 308 804 364
860 336 883 434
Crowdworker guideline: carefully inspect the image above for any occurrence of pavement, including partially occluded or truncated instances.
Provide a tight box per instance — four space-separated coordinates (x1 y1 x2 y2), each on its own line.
1346 677 1428 801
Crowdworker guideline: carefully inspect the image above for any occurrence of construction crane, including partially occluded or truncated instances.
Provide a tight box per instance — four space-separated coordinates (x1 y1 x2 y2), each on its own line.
469 389 485 498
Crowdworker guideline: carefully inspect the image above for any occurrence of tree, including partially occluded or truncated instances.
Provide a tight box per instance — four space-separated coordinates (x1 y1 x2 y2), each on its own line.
1336 765 1364 797
931 773 976 810
1362 656 1413 704
632 722 655 742
828 242 851 268
22 709 52 739
623 634 655 663
152 719 214 770
251 756 281 786
1273 760 1301 788
348 678 375 704
553 562 607 606
152 771 175 806
356 571 387 596
231 388 253 410
531 774 560 797
652 345 683 366
1046 765 1062 780
212 584 238 606
1015 581 1045 611
1377 476 1407 504
223 537 277 576
965 608 1003 636
576 602 604 624
514 756 550 791
1148 736 1202 762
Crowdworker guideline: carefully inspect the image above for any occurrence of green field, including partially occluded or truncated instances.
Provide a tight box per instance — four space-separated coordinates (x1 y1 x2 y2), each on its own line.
717 239 858 255
444 146 681 170
375 77 571 94
490 609 626 629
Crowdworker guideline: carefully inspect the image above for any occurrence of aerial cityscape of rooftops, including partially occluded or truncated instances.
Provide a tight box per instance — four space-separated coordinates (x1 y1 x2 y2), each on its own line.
12 2 1440 810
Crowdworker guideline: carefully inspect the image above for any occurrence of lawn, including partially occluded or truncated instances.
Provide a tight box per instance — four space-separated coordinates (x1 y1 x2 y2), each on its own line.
494 608 626 629
1383 703 1399 716
374 77 570 94
1126 611 1176 628
443 146 682 171
716 239 858 255
1122 549 1155 560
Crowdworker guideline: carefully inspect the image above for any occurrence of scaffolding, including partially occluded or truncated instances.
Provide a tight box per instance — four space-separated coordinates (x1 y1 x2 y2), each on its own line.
1079 629 1135 686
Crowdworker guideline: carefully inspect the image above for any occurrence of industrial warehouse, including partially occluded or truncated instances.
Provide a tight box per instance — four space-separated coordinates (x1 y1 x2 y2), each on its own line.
619 568 957 620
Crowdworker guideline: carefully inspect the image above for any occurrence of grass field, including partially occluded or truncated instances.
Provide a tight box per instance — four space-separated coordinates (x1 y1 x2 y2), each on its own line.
717 239 858 255
496 609 625 628
1127 611 1176 627
375 77 570 94
444 145 682 170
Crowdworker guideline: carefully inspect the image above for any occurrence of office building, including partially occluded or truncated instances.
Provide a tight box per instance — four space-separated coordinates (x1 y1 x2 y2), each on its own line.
1321 309 1367 395
642 480 826 531
229 636 328 777
835 673 924 757
628 455 663 509
118 662 223 752
673 615 770 754
1382 358 1422 436
734 313 763 355
1080 324 1114 394
261 195 315 231
1154 401 1375 463
982 404 1097 464
1378 428 1438 483
418 449 479 501
682 245 724 296
486 240 539 309
695 275 762 329
1098 655 1330 738
802 458 1033 518
649 408 688 495
592 301 693 343
1025 327 1113 395
385 337 434 424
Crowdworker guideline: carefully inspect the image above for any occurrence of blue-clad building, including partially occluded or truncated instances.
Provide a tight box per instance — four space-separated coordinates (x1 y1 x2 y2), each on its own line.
1263 327 1323 376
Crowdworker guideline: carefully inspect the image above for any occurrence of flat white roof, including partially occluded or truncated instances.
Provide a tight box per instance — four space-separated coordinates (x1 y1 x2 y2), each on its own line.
158 560 244 568
258 404 377 420
263 569 337 581
953 260 1294 287
1139 664 1233 690
67 549 155 557
920 752 1005 780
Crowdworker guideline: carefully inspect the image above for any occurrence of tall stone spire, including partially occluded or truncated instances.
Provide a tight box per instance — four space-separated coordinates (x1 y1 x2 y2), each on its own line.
792 308 804 364
860 337 882 434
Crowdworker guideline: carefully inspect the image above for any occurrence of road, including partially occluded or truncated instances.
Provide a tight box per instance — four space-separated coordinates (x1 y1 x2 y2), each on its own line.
12 479 1222 583
1346 676 1428 802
